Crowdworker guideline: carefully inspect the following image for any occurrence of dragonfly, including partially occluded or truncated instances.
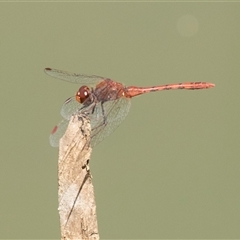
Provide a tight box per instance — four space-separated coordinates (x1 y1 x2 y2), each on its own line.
45 68 215 147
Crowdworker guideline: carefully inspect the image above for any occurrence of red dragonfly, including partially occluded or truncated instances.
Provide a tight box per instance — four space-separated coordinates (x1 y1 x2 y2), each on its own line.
45 68 215 147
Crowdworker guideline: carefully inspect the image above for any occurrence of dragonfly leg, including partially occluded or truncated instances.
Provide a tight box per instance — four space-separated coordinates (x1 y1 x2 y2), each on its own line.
101 101 107 125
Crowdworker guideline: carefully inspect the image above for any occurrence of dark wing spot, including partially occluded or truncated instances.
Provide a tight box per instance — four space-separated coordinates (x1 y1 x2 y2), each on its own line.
51 125 58 134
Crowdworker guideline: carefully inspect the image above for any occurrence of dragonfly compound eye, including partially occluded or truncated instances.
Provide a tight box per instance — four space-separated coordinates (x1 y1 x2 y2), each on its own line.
76 86 90 103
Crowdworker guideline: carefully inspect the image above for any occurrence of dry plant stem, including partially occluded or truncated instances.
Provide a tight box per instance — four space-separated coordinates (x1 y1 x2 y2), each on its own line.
58 113 99 240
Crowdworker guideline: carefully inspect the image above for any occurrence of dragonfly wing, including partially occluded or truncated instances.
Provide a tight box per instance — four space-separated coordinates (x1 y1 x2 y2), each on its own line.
49 119 69 147
44 68 105 84
89 97 131 147
51 97 131 147
60 96 83 120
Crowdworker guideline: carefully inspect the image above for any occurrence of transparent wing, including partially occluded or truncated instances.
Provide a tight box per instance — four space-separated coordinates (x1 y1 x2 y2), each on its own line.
49 119 69 147
44 68 105 84
60 96 82 120
89 97 131 147
51 97 131 148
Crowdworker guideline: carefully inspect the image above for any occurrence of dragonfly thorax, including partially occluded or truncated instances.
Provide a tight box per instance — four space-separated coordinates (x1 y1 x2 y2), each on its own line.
93 79 126 102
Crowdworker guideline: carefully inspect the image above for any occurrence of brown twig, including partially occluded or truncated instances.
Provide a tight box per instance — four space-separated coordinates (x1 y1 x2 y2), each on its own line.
58 113 99 240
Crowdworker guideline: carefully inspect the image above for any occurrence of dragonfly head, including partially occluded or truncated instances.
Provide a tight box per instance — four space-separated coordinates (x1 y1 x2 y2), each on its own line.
76 86 91 103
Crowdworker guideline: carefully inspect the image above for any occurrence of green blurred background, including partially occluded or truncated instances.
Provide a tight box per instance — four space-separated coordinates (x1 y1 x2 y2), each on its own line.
0 2 239 239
